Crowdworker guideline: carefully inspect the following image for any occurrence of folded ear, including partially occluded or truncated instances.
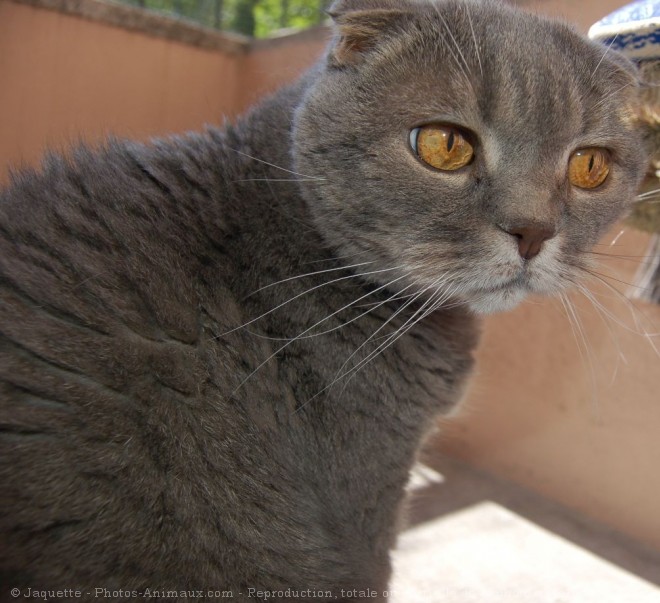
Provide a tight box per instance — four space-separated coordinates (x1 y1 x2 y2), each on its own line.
327 0 409 67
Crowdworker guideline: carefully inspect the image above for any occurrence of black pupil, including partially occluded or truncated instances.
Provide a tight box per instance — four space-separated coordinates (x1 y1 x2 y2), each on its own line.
447 131 455 152
588 154 594 172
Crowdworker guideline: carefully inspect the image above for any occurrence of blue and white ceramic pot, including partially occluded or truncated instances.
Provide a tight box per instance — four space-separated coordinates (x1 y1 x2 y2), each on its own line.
589 0 660 61
590 1 660 302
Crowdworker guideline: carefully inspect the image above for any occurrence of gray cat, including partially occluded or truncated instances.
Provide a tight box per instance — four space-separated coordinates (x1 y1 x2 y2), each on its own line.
0 0 648 601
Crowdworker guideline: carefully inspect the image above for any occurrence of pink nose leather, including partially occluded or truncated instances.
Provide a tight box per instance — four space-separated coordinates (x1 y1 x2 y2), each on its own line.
505 226 555 260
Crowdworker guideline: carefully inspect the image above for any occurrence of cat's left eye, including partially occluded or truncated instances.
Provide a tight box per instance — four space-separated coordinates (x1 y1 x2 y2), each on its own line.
410 124 474 171
568 147 611 189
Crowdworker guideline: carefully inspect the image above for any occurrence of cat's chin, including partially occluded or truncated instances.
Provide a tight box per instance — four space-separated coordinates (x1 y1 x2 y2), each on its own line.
466 287 528 315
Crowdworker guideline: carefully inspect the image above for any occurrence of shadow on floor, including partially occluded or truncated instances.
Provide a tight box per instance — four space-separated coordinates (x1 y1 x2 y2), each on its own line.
404 451 660 587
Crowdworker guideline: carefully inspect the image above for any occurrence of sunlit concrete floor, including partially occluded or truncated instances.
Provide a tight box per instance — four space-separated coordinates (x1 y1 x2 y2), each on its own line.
390 455 660 602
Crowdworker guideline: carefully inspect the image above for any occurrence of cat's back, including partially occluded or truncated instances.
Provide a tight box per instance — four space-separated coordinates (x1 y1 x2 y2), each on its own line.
0 133 285 592
0 133 247 402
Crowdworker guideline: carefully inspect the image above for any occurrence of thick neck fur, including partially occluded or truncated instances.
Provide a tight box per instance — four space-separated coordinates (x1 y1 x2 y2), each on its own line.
225 76 478 411
0 66 477 598
221 82 479 587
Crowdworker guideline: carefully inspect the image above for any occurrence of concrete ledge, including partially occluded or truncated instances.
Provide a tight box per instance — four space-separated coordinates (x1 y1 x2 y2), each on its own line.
8 0 250 54
397 453 660 601
392 500 660 602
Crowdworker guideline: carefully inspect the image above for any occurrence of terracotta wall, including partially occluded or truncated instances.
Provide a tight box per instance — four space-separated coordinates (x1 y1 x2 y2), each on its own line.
1 0 659 550
439 227 660 550
0 0 242 184
0 0 329 184
436 0 660 552
237 27 330 112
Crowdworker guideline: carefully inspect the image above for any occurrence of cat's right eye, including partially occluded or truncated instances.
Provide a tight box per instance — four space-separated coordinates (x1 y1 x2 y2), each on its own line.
568 147 611 189
410 124 474 171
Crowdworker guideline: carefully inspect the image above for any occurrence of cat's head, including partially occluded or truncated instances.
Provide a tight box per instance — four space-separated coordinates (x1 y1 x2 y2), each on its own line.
293 0 648 314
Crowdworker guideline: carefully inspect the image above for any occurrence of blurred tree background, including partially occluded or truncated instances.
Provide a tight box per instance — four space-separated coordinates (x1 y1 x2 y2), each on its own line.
122 0 331 37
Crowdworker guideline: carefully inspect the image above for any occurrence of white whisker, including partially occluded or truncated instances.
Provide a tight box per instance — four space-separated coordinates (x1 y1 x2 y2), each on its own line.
353 289 418 309
229 267 409 397
295 279 439 413
575 284 626 384
464 3 483 76
609 229 626 246
228 147 325 181
591 82 633 113
336 282 459 396
559 292 600 417
636 188 660 200
572 269 660 347
301 249 372 266
232 178 325 183
591 34 618 81
247 261 374 297
248 275 412 342
431 3 475 96
335 280 458 397
217 265 402 338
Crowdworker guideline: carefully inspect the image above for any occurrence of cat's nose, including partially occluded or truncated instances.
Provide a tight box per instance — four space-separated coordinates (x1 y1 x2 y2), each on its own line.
503 225 555 260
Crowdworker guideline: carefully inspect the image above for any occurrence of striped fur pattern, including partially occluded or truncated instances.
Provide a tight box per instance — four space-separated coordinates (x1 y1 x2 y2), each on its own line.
0 1 647 601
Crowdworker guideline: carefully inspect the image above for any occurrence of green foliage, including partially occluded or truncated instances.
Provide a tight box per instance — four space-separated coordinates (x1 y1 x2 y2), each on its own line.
232 0 260 35
253 0 328 37
120 0 330 38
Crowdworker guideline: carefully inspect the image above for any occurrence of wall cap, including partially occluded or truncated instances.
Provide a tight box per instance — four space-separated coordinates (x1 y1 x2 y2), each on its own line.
8 0 251 54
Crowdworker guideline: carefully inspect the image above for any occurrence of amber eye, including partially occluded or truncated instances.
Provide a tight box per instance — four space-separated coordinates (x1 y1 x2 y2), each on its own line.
568 148 610 189
411 124 474 171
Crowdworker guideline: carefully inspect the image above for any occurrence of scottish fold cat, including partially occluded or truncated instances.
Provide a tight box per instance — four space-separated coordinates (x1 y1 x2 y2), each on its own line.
0 0 647 601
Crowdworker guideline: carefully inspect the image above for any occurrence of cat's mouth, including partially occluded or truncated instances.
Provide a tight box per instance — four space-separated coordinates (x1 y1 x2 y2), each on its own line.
467 282 528 314
485 274 527 293
404 237 569 315
470 265 530 296
465 265 556 314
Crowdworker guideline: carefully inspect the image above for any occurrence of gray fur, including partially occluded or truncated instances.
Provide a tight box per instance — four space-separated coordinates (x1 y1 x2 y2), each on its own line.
0 1 647 601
